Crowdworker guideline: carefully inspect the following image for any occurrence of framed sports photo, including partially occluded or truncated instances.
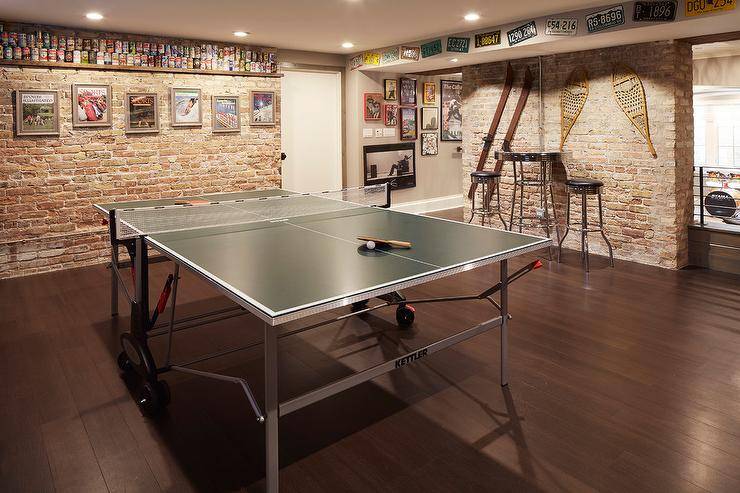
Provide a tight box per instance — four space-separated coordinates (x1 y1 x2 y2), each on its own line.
15 89 60 136
171 87 202 127
383 103 398 126
399 77 417 106
124 93 159 133
422 82 436 105
363 142 416 190
72 84 112 127
212 95 240 133
400 106 417 141
364 93 383 120
421 132 438 156
440 79 463 141
251 91 275 126
421 107 438 130
383 79 397 101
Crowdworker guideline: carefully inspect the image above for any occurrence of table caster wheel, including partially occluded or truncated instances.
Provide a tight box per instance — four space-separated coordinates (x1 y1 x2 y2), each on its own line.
396 305 415 327
117 350 133 374
351 300 369 311
137 380 170 417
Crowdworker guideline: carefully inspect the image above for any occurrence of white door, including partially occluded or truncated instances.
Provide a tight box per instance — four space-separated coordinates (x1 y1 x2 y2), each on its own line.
281 70 342 192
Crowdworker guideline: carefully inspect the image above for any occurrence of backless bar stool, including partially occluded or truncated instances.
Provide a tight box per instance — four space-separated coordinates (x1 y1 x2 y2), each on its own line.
558 178 614 272
469 170 506 228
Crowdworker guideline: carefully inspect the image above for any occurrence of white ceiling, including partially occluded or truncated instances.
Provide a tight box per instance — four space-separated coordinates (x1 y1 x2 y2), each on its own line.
693 40 740 60
3 0 612 53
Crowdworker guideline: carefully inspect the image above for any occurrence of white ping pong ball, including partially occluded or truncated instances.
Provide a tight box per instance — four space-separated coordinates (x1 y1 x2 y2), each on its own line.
366 240 376 250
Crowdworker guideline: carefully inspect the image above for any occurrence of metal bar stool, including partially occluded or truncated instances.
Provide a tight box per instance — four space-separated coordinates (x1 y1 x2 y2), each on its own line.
558 178 614 272
469 171 506 228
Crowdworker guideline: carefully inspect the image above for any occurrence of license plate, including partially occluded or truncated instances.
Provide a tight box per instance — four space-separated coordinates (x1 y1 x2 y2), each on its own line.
507 21 538 46
446 37 470 53
586 5 625 33
474 30 501 48
633 1 677 21
545 18 578 35
685 0 736 17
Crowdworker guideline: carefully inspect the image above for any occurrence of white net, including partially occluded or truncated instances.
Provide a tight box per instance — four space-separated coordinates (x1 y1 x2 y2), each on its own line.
114 184 389 239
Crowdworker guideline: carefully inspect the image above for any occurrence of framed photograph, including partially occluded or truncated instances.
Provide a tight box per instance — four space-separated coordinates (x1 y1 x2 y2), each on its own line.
421 107 438 130
400 106 417 141
72 84 111 127
399 78 417 106
212 95 240 133
171 88 202 127
423 82 436 105
363 142 416 190
421 133 438 156
440 80 463 141
125 93 159 133
251 90 275 126
15 90 60 136
383 103 398 127
383 79 397 101
363 93 382 121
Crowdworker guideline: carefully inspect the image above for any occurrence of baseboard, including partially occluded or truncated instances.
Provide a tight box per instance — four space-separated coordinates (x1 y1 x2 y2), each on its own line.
391 194 464 214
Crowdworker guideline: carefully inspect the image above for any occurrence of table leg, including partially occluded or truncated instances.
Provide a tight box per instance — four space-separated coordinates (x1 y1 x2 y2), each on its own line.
500 259 509 387
264 323 279 493
111 246 119 317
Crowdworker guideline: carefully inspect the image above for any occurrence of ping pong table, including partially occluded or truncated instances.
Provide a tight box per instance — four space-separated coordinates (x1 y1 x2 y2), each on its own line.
94 184 549 492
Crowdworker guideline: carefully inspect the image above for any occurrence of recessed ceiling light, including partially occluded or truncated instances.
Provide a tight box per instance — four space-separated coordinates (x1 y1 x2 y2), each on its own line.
233 31 249 37
342 42 354 49
464 13 480 21
450 58 459 63
85 12 103 21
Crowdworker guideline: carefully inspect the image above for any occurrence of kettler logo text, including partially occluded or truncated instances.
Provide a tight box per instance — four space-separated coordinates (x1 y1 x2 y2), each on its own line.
395 348 428 368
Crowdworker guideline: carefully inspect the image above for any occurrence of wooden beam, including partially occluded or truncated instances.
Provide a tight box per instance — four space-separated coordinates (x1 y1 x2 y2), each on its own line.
681 30 740 45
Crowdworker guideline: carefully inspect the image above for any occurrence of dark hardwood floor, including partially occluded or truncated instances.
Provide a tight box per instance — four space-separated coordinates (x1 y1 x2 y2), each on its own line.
2 208 740 492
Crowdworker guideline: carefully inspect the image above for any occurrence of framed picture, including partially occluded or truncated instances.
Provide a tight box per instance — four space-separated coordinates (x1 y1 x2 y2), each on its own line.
124 93 159 133
421 133 438 156
383 103 398 126
251 90 275 126
15 89 60 136
400 78 417 106
363 142 416 190
422 82 436 105
421 107 438 130
400 106 417 141
171 88 202 127
383 79 397 101
212 95 240 133
440 80 463 141
72 84 111 127
364 93 383 121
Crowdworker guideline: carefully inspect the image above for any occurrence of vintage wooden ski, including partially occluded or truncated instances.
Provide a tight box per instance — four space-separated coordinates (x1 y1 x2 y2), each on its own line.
467 62 514 200
492 66 533 174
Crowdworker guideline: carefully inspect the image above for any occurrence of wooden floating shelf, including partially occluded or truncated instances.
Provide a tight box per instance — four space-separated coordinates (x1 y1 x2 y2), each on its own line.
0 59 283 78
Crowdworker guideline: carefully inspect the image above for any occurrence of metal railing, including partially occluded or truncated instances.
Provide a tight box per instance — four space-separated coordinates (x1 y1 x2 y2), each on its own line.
693 165 740 227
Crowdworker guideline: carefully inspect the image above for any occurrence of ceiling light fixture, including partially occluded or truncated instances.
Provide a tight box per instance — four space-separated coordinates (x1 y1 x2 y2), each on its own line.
85 12 104 21
233 31 249 37
342 42 354 49
450 58 459 63
464 13 480 21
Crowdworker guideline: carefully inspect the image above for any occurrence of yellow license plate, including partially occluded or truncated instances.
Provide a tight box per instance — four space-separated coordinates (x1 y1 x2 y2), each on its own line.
685 0 736 17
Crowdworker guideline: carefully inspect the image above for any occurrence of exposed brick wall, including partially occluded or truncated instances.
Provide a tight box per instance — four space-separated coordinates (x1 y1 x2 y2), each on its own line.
1 62 281 278
462 41 694 269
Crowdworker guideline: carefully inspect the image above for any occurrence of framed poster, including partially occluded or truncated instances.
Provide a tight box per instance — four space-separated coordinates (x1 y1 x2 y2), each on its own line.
171 87 202 127
422 82 436 105
400 106 417 141
251 91 275 126
383 103 398 126
212 95 240 132
440 80 462 141
420 107 438 130
15 90 60 136
72 84 111 127
125 93 159 133
383 79 397 101
363 93 383 121
421 133 438 156
400 77 417 106
363 142 416 190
